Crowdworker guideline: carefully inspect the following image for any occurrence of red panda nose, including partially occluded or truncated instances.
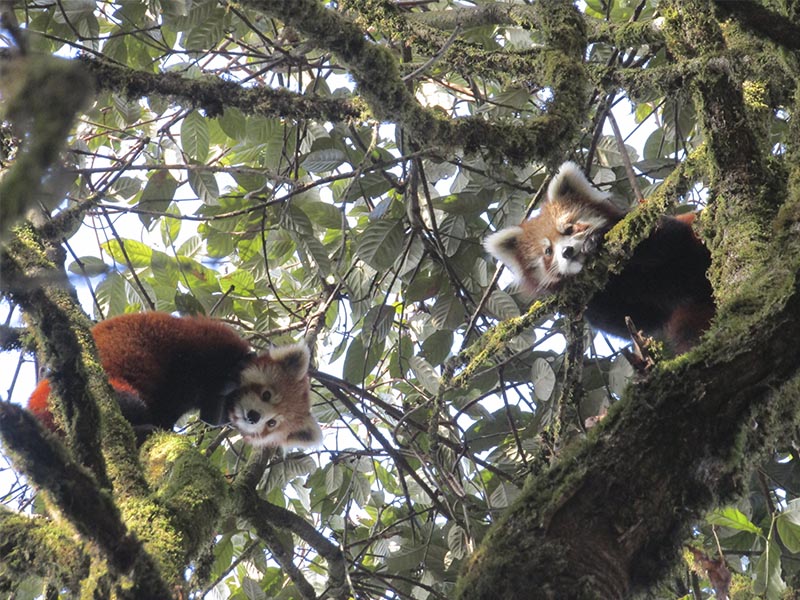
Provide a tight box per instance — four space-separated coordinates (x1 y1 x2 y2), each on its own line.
246 410 261 424
562 246 575 259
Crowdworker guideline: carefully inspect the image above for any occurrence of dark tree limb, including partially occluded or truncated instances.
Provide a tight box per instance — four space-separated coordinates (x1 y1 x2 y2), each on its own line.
0 403 173 598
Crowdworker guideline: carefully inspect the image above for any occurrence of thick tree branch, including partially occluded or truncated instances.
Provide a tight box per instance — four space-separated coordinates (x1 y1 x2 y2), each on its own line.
74 53 362 121
713 0 800 51
0 505 90 593
236 0 589 163
0 403 173 598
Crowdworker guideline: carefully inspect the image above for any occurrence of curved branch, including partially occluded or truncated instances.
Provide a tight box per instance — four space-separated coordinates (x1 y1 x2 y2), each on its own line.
0 404 172 597
712 0 800 51
74 53 362 121
238 0 589 163
0 506 90 593
231 452 353 600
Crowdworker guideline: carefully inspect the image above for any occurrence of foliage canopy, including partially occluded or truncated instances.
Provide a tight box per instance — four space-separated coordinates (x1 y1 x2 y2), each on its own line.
2 0 800 598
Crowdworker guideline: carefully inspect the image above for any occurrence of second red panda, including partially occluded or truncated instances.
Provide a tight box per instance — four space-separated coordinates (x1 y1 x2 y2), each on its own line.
484 162 715 353
28 312 322 448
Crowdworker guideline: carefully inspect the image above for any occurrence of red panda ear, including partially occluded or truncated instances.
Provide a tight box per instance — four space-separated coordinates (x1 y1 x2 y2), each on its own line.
285 415 323 448
484 226 525 274
270 343 310 381
548 161 609 204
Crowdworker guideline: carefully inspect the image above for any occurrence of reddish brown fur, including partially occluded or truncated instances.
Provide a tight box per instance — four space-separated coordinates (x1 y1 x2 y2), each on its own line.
485 162 715 353
29 312 321 447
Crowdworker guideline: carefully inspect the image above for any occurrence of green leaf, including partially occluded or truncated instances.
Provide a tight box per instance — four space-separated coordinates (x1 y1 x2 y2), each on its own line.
302 148 347 173
355 219 405 271
531 358 556 401
217 108 247 141
486 290 520 320
754 538 786 598
188 169 219 203
181 110 210 162
438 215 465 256
138 171 179 228
102 239 153 268
160 204 182 246
409 355 440 394
421 330 453 366
362 305 394 345
489 482 521 509
182 7 226 51
343 336 384 384
608 355 634 397
68 256 109 277
777 499 800 553
707 507 761 535
430 290 463 330
110 176 141 200
447 525 468 560
95 272 131 316
298 200 344 229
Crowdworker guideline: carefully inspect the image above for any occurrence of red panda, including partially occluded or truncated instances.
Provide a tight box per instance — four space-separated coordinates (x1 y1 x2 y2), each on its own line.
28 312 322 448
484 162 715 353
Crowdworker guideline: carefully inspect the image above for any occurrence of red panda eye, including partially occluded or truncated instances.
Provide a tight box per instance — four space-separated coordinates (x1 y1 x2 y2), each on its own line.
266 418 277 428
563 224 574 235
261 390 272 403
544 247 553 257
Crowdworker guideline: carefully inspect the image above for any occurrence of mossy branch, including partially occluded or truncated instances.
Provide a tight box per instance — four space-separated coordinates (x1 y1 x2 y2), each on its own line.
0 505 90 593
238 0 588 163
712 0 800 51
0 403 173 598
231 452 353 600
456 208 800 598
0 54 93 241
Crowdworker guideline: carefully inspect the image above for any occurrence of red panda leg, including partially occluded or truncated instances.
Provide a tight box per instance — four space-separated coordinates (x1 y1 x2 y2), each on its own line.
28 377 153 441
664 302 715 353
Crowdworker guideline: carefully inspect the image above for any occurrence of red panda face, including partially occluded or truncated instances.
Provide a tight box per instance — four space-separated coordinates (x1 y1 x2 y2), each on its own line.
484 162 623 295
228 343 322 449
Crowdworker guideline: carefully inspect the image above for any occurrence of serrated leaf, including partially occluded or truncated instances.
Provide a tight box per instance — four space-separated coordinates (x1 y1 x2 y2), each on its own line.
102 239 153 268
362 305 394 346
302 148 347 173
188 169 219 203
754 538 786 598
241 576 266 600
531 358 556 401
219 270 255 296
486 290 520 320
217 107 246 141
138 171 179 228
343 336 383 384
95 272 130 316
489 482 521 509
421 330 453 366
296 234 332 276
182 8 226 51
777 514 800 553
438 215 465 256
355 219 405 271
160 204 182 246
409 355 440 394
326 463 344 495
447 525 468 560
430 291 463 330
299 200 344 229
110 176 142 200
707 507 761 534
181 110 209 162
68 256 108 277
